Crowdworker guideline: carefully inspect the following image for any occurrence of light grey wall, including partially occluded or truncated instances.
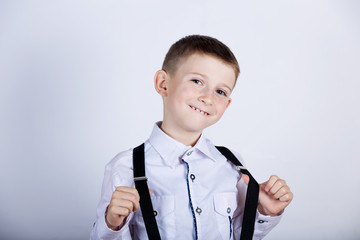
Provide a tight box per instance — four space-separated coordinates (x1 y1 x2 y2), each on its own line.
0 1 359 239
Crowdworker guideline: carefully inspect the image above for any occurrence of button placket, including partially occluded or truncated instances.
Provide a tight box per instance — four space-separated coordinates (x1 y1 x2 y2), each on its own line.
182 158 199 238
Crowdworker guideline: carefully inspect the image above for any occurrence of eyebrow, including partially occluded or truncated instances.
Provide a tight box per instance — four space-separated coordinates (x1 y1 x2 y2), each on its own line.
189 72 207 79
189 72 233 91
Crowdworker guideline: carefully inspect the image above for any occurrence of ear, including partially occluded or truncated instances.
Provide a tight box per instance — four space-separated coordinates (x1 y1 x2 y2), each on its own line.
154 70 168 97
226 98 232 109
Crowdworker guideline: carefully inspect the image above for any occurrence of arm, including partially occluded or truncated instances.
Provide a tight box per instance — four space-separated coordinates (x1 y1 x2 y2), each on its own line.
90 151 138 240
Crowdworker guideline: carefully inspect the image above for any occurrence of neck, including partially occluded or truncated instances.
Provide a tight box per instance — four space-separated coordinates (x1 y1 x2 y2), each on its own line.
159 122 202 147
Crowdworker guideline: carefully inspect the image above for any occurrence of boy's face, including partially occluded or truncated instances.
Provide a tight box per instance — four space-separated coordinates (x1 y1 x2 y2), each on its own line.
157 53 236 138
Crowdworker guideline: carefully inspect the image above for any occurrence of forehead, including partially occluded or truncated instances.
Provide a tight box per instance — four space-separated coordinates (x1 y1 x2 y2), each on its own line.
175 53 236 88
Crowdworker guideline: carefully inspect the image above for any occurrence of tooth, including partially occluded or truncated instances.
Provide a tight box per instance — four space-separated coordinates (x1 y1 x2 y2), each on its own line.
192 106 195 110
200 111 204 114
196 109 200 112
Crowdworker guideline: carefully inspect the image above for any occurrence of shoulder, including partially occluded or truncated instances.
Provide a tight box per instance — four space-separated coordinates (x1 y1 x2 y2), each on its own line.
103 147 135 187
106 148 133 171
204 138 246 166
104 142 150 183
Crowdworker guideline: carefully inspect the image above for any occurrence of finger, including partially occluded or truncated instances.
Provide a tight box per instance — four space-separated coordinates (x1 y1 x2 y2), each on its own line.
114 187 140 200
242 174 250 185
113 190 139 202
112 190 140 212
149 189 153 195
109 204 132 217
279 191 294 202
115 186 140 199
269 179 286 195
273 185 290 200
111 198 135 214
264 175 279 192
122 192 140 212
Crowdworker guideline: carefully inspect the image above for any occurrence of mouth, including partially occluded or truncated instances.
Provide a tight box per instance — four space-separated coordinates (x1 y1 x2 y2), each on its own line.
189 105 210 116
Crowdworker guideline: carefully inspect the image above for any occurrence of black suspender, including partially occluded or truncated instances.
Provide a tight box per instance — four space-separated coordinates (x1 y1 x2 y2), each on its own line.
133 143 259 240
133 144 161 240
216 146 260 240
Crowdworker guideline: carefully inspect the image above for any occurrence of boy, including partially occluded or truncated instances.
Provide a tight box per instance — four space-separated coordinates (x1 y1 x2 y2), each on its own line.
90 35 293 240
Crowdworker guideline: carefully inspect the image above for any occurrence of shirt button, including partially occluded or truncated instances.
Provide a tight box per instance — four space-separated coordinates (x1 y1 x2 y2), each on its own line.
258 220 265 224
154 210 158 216
190 174 195 180
186 151 193 156
196 207 202 214
227 207 231 214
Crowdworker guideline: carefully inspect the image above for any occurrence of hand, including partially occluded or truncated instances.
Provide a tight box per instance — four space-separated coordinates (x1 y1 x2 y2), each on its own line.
105 186 141 230
242 174 293 216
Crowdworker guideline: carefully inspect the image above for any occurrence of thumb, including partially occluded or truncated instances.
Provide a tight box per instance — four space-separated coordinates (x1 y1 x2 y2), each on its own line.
149 189 153 195
242 174 250 185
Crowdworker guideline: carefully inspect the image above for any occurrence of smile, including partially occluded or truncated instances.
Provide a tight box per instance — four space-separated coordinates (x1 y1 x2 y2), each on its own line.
189 105 210 116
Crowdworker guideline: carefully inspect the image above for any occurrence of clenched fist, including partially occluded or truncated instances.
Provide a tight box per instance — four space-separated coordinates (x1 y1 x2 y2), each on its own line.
242 174 293 216
105 186 140 230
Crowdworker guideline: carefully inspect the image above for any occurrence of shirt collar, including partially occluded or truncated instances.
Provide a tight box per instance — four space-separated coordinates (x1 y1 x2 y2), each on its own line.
148 122 219 167
193 132 219 162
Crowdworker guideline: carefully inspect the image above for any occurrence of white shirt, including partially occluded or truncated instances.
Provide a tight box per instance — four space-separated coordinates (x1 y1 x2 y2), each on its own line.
90 122 282 240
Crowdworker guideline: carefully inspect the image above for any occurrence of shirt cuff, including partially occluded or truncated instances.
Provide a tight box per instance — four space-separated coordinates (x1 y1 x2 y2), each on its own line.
94 212 133 239
253 210 283 238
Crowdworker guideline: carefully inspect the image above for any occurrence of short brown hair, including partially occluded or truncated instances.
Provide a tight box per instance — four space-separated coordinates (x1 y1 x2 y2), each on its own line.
162 35 240 81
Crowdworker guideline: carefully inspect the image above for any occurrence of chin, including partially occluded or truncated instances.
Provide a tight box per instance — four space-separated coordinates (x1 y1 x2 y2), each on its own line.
186 122 215 133
178 113 219 133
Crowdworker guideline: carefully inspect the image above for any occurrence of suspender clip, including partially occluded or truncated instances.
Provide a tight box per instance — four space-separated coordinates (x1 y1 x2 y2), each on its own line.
134 176 148 181
236 166 247 171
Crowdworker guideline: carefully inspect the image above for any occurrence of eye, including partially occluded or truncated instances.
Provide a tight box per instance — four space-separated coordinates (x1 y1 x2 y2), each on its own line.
216 89 227 96
191 79 202 85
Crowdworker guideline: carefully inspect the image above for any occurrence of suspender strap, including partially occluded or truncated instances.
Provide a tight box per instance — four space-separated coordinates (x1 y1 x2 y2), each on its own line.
133 143 161 240
133 143 258 240
216 146 259 240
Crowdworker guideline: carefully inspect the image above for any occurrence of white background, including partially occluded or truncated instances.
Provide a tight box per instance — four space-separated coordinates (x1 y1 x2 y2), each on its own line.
1 1 359 239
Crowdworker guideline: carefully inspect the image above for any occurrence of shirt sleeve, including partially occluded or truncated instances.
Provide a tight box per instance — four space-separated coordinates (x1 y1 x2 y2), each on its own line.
252 210 282 240
90 149 135 240
231 150 283 240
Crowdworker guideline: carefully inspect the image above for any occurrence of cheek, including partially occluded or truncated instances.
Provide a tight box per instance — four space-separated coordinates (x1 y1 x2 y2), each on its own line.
169 88 194 106
214 100 230 116
216 98 230 108
177 86 198 100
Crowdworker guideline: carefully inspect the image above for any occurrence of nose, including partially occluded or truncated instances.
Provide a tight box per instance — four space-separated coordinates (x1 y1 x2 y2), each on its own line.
198 89 214 105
